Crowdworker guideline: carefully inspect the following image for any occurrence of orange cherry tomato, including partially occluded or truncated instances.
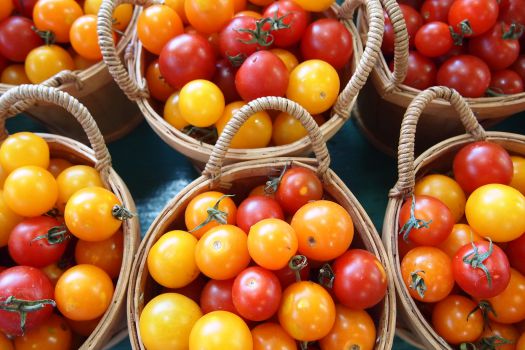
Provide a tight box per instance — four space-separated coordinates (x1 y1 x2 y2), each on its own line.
272 112 308 146
270 49 299 73
517 332 525 350
479 322 520 350
486 268 525 324
0 332 13 350
33 0 83 43
437 223 484 258
251 322 297 350
185 191 237 238
0 131 50 172
146 59 175 102
25 45 75 84
185 0 234 34
137 4 183 55
56 164 103 210
65 316 101 337
0 0 13 21
47 158 73 178
0 65 31 85
233 0 246 12
234 10 262 18
510 156 525 195
83 0 133 31
163 92 189 130
249 185 275 198
414 174 466 222
75 230 124 279
248 0 273 6
70 15 116 61
14 314 72 350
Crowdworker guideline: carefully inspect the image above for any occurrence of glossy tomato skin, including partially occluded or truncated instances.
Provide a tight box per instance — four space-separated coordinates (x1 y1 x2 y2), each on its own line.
137 5 183 55
479 322 520 350
275 167 323 215
453 141 514 193
448 0 499 37
382 4 423 54
213 59 241 103
414 174 466 222
332 249 388 309
319 306 376 350
0 266 55 336
512 55 525 84
14 314 72 350
185 191 237 239
159 33 216 89
507 233 525 275
490 69 525 94
200 279 239 315
13 0 38 17
32 0 83 43
219 16 269 59
189 311 253 350
438 224 484 258
498 0 525 27
391 51 436 90
236 196 284 233
184 0 234 35
251 322 297 350
484 268 525 324
235 51 289 101
414 21 453 58
8 216 68 268
300 18 353 69
0 17 43 62
263 0 310 48
274 262 311 289
232 266 282 321
436 55 491 97
469 22 520 71
420 0 454 23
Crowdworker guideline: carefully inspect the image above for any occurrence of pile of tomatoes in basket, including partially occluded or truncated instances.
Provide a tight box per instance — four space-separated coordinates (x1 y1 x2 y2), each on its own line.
141 166 388 350
0 132 129 348
139 0 353 148
398 141 525 348
0 0 132 85
390 0 525 97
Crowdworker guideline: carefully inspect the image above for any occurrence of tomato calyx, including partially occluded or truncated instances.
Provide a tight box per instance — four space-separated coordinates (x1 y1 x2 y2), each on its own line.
318 263 335 288
471 300 497 328
460 335 514 350
264 162 290 194
463 239 494 288
182 125 218 143
44 208 61 218
0 296 56 335
31 26 55 45
227 53 246 67
458 19 474 36
399 195 433 241
235 17 275 48
409 270 427 298
189 194 235 233
502 23 524 40
31 225 70 245
112 205 136 221
449 26 465 46
289 254 308 282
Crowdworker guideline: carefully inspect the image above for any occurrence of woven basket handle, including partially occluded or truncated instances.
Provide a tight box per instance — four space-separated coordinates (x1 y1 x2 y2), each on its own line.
98 0 155 101
381 0 409 92
332 0 384 118
203 96 331 184
0 85 112 183
390 86 487 198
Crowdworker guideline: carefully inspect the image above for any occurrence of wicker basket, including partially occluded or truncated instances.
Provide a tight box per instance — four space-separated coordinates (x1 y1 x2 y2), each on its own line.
354 0 525 156
98 0 385 167
0 7 143 144
0 84 141 349
126 96 396 349
382 85 525 349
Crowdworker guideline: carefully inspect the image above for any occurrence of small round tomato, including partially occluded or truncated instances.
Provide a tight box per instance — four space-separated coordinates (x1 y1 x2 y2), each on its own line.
184 191 237 239
0 64 31 84
0 0 13 21
83 0 132 31
185 0 234 34
215 101 272 149
319 306 376 350
55 264 114 321
237 196 284 233
56 165 103 210
414 174 466 222
274 261 311 289
139 293 202 350
200 278 238 315
466 184 525 242
469 22 520 71
517 332 525 349
332 249 388 309
70 15 114 61
179 79 225 128
219 16 271 60
420 0 454 22
278 281 336 341
398 195 454 246
33 0 83 43
64 186 124 242
512 55 525 83
146 59 175 102
75 230 123 279
453 141 514 193
275 167 323 215
438 224 484 258
510 156 525 195
147 230 199 288
432 295 484 344
0 16 43 62
270 49 299 73
272 112 308 146
490 69 525 94
436 55 491 98
448 0 499 37
195 224 250 280
401 246 454 302
163 0 186 22
232 266 282 321
40 262 68 286
263 0 310 48
392 50 437 90
213 59 240 103
292 0 334 12
0 132 49 172
3 166 58 217
414 21 453 58
137 5 183 55
25 45 75 84
291 200 354 261
13 314 72 350
0 192 22 247
252 322 296 350
164 92 189 130
47 158 73 178
485 268 525 324
382 4 423 54
479 322 520 350
249 184 275 198
287 59 339 114
235 10 262 18
507 233 525 275
189 311 252 349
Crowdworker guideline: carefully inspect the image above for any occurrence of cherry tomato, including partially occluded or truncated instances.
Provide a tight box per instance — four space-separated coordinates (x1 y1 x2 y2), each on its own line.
33 0 83 43
517 332 525 349
436 55 491 97
252 322 297 350
235 10 263 18
3 166 58 217
512 55 525 83
291 200 354 261
479 322 520 350
147 230 199 288
292 0 334 12
0 64 31 84
0 266 55 336
263 0 310 48
453 141 513 193
0 332 13 350
195 224 250 280
507 233 525 275
13 314 72 350
190 311 252 349
168 274 206 304
185 0 234 34
420 0 454 23
401 246 454 302
469 22 520 71
286 59 339 114
236 196 284 233
270 49 299 73
64 186 124 242
179 79 225 127
219 16 271 60
185 191 237 238
278 281 336 341
139 293 202 350
449 0 499 37
249 184 275 198
163 92 189 131
438 223 484 258
499 0 525 26
12 0 37 18
274 261 311 289
200 278 238 315
72 53 98 70
40 262 68 286
319 306 376 350
47 158 73 178
213 59 240 103
137 5 183 55
414 174 466 222
83 0 132 32
0 132 49 172
272 112 308 146
466 184 525 242
0 16 43 62
414 21 453 58
25 45 75 84
432 295 484 344
163 0 187 23
332 249 388 309
382 4 423 54
75 230 123 279
485 268 525 324
55 264 114 321
275 167 323 215
391 50 437 90
56 165 103 210
70 15 115 61
159 33 216 89
490 69 525 94
0 191 22 247
65 316 101 337
236 51 289 101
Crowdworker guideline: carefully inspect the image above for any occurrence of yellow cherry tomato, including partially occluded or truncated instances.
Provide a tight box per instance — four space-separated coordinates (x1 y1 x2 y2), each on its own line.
286 60 340 114
0 332 13 350
139 293 202 350
164 92 189 130
25 45 75 84
33 0 83 43
272 112 308 146
147 230 200 288
14 314 72 350
64 186 124 241
293 0 335 12
3 166 58 217
189 311 252 350
47 158 73 178
184 0 234 35
83 0 133 31
270 49 299 73
0 191 22 247
146 59 175 102
164 0 187 23
56 165 103 210
179 80 225 127
414 174 466 222
70 15 116 61
466 184 525 242
0 132 49 172
215 101 272 149
137 4 183 55
75 230 124 279
510 156 525 195
0 65 31 85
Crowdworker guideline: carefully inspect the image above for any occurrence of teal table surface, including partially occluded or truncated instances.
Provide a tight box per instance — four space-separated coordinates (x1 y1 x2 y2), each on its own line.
7 112 525 350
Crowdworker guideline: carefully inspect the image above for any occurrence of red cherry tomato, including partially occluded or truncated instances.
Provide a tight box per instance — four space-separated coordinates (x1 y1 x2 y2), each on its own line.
448 0 499 37
274 262 311 289
414 21 453 58
12 0 38 17
511 55 525 82
489 69 525 94
219 16 271 60
200 279 240 315
390 51 437 90
382 4 423 54
436 55 492 98
263 0 310 48
498 0 525 27
275 167 323 215
420 0 454 23
236 196 284 233
213 59 241 103
0 16 43 62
